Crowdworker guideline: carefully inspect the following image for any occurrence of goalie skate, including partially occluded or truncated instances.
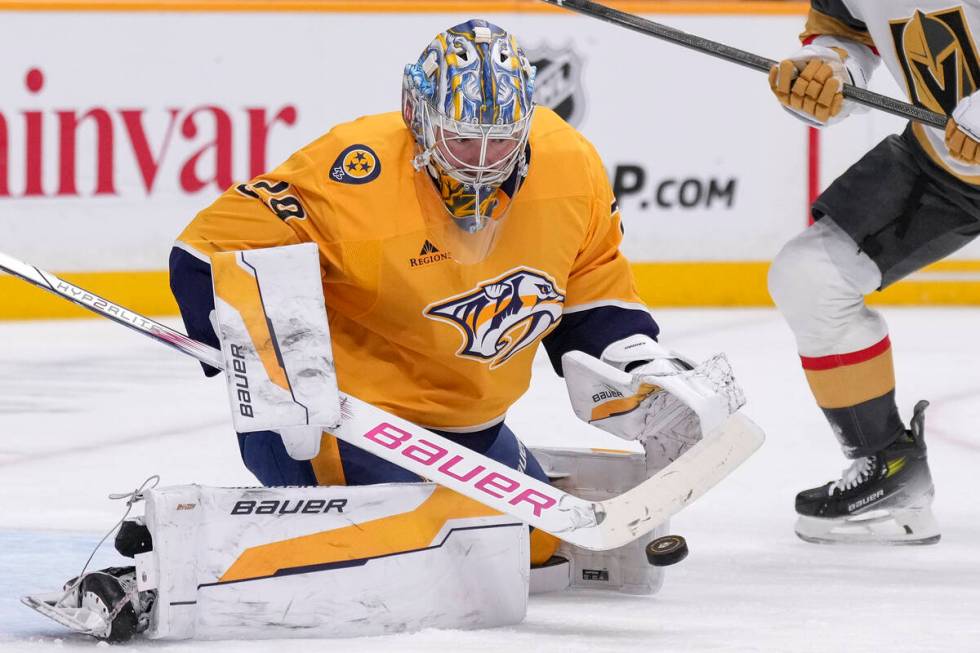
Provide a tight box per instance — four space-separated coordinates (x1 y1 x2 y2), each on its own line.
22 566 154 642
794 401 940 545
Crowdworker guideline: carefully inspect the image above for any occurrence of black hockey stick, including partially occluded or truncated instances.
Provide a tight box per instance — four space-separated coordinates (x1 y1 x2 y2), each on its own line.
539 0 948 129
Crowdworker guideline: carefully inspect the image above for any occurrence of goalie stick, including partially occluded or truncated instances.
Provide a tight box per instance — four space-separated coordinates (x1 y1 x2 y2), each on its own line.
0 250 763 551
539 0 948 129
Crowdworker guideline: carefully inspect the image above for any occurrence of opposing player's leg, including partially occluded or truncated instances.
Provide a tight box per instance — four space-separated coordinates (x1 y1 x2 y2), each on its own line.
768 128 980 544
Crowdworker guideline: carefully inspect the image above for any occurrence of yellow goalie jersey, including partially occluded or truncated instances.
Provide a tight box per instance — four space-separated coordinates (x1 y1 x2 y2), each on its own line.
171 107 657 431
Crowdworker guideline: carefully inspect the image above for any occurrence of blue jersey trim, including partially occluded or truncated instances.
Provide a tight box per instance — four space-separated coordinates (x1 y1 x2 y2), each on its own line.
543 305 660 376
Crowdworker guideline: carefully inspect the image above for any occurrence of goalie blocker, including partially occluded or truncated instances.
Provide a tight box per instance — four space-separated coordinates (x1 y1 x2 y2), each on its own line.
211 243 341 460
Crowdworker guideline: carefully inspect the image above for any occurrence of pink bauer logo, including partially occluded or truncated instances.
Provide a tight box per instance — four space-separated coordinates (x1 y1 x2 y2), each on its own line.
363 422 558 518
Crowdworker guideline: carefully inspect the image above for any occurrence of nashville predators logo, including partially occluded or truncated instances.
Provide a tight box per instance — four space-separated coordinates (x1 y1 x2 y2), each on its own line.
330 144 381 185
424 268 565 368
891 7 980 115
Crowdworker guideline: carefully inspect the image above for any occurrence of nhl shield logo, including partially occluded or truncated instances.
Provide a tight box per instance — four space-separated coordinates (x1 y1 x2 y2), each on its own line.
424 268 565 368
528 45 586 127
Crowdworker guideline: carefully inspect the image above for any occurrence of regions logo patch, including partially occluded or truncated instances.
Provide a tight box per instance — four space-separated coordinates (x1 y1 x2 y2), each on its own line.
330 145 381 185
409 240 451 267
424 268 565 369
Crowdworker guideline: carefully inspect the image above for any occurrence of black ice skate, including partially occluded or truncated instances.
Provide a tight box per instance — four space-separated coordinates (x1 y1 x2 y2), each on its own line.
22 565 155 642
794 400 940 545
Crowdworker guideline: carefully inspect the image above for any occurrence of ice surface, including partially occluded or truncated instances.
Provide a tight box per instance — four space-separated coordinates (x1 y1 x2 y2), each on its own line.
1 310 978 652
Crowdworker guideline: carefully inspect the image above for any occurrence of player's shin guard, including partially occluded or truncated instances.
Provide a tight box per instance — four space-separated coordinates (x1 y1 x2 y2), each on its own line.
800 336 905 457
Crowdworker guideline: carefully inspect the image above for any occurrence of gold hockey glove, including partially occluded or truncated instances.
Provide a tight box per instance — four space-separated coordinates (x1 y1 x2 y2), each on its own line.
947 93 980 165
769 47 852 124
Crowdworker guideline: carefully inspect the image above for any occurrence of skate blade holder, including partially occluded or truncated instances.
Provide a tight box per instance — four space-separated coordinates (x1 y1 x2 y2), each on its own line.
796 508 940 545
21 592 109 638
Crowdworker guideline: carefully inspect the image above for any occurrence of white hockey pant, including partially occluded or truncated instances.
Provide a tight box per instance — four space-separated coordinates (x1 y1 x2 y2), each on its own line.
767 218 887 357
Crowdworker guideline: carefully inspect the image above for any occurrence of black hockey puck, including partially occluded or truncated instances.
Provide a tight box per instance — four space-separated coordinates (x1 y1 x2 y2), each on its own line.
645 535 688 566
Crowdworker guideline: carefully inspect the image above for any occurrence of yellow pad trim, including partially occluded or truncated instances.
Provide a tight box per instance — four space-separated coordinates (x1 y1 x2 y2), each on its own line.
589 383 660 422
310 433 347 486
530 529 561 566
589 447 633 455
220 486 501 583
211 252 291 392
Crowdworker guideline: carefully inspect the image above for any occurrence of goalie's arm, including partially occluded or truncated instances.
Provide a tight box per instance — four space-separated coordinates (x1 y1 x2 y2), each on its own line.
542 132 660 376
170 151 325 375
170 201 303 376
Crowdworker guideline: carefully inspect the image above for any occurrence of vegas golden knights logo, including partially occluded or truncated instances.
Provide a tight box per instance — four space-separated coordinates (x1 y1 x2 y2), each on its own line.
891 8 980 115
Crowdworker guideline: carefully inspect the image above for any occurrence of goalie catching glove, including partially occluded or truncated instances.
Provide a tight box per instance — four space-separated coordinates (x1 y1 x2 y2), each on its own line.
562 335 745 461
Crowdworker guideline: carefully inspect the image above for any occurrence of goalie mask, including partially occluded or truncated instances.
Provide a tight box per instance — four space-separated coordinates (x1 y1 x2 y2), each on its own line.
403 19 536 263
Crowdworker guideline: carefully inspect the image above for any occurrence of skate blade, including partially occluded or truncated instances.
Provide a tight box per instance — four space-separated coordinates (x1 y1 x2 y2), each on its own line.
21 592 108 637
795 509 941 546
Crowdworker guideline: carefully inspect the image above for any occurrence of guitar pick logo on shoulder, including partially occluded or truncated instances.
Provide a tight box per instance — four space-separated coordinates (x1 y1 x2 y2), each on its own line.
330 144 381 185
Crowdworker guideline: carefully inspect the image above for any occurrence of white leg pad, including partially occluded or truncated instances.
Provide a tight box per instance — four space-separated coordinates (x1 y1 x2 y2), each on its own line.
530 447 667 595
138 483 528 639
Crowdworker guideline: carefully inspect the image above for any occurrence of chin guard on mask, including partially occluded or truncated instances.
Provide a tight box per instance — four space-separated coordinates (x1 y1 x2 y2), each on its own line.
411 150 527 264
